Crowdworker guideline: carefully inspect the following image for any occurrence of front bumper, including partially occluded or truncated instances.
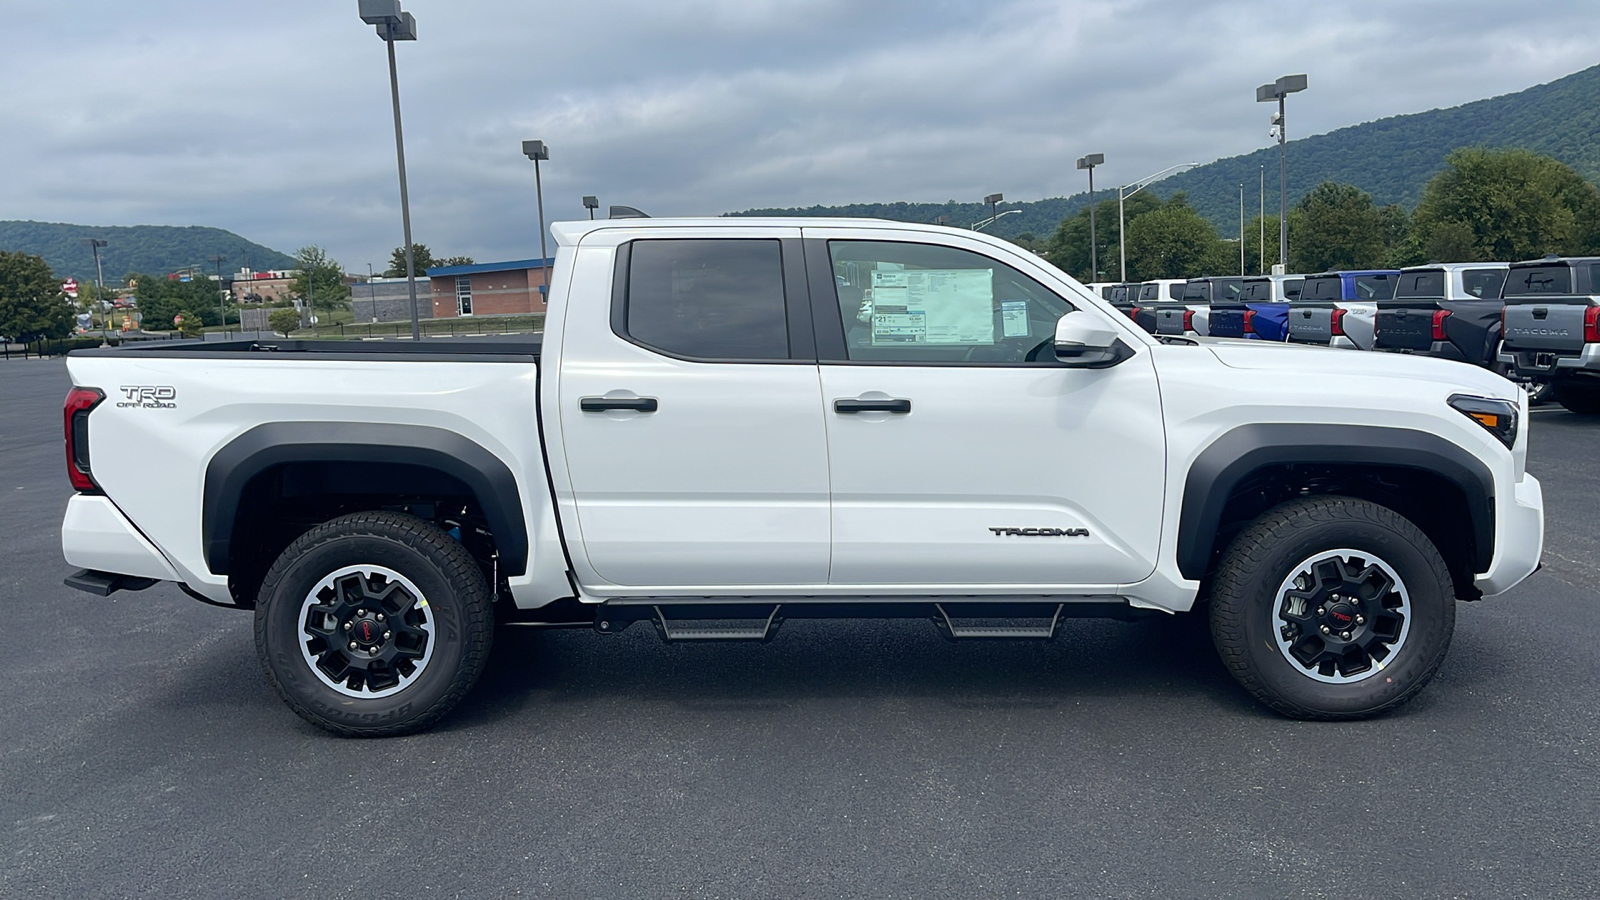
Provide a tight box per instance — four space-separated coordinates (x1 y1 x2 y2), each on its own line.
1475 473 1544 597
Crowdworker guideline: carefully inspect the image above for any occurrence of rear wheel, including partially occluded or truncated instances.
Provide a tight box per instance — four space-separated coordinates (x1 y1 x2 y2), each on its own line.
1554 381 1600 415
255 511 494 737
1209 496 1455 720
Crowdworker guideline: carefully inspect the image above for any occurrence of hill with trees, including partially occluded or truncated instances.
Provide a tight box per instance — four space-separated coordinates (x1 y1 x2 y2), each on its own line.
0 221 297 285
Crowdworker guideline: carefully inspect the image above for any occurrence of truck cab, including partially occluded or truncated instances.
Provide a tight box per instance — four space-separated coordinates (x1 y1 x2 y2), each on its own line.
1207 274 1303 341
1498 256 1600 413
1374 263 1507 366
1287 270 1398 349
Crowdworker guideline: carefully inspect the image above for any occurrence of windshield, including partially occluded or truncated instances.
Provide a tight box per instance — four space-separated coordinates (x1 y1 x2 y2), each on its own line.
1505 265 1572 297
1396 271 1446 299
1352 274 1396 300
1212 278 1244 302
1300 276 1342 301
1462 269 1506 299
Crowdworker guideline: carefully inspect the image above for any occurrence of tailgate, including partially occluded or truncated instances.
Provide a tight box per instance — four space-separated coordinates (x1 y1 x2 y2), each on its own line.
1287 304 1335 344
1502 300 1592 351
1154 306 1190 335
1374 302 1438 351
1208 306 1247 338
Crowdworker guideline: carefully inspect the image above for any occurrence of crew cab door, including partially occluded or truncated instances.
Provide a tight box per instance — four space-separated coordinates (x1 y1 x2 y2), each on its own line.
551 227 831 588
802 228 1166 587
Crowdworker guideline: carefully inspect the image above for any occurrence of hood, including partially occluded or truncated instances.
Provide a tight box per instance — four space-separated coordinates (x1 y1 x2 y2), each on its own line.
1201 338 1516 399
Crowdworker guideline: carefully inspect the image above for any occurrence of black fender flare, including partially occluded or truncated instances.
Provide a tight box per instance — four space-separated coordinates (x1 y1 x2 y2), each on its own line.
1176 423 1496 581
202 422 528 577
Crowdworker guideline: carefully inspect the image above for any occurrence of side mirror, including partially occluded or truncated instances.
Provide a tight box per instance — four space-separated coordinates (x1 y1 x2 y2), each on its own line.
1054 311 1134 368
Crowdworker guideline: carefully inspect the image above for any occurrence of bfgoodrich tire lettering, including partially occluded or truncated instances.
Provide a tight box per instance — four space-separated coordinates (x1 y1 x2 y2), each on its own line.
1209 496 1454 720
255 511 493 737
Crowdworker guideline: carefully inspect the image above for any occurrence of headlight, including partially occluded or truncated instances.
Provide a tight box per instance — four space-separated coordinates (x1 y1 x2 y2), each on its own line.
1448 394 1518 449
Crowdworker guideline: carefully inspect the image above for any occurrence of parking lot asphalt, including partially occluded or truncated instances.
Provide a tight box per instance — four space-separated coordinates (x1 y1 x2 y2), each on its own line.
2 357 1596 899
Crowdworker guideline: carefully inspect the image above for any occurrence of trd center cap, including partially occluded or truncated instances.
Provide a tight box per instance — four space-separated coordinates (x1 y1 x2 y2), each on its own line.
1325 604 1357 633
352 617 384 647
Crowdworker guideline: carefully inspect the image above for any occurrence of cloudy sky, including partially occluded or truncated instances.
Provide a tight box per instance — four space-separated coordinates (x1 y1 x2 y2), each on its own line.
2 0 1594 269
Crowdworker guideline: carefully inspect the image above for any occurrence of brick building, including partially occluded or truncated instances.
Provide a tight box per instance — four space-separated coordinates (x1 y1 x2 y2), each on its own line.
426 258 553 318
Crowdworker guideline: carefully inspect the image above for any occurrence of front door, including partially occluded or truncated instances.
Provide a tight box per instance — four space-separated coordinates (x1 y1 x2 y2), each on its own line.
805 229 1166 588
555 229 830 589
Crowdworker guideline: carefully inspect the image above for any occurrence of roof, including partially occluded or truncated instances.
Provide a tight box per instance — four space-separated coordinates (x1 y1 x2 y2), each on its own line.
425 257 553 278
1400 262 1509 273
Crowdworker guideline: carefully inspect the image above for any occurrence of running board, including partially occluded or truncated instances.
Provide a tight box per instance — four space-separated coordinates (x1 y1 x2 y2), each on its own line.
652 604 781 642
934 603 1064 640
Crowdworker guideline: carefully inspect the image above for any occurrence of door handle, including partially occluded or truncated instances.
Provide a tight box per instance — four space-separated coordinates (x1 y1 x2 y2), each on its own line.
581 396 658 412
834 398 911 414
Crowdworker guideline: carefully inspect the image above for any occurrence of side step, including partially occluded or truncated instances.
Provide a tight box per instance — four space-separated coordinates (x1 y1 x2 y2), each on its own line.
652 604 781 642
63 569 158 597
934 603 1064 640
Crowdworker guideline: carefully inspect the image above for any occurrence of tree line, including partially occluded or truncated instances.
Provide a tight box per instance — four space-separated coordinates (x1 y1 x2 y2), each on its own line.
1039 148 1600 282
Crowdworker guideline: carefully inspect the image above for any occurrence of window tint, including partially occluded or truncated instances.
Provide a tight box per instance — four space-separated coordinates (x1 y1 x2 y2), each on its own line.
1504 265 1572 297
624 239 789 360
1181 281 1208 302
1137 283 1160 302
1395 271 1445 299
1352 274 1396 300
1108 284 1134 304
1462 269 1506 299
1301 276 1341 301
828 241 1075 363
1214 279 1244 302
1283 278 1304 301
1240 280 1271 302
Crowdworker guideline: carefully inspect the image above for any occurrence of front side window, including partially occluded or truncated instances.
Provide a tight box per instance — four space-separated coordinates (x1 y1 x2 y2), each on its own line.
456 275 473 316
623 239 789 360
1461 269 1506 299
828 241 1074 363
1396 271 1446 299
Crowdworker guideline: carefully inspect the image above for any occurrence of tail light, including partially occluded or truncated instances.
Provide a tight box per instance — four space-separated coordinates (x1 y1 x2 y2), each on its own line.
1432 309 1453 342
1243 310 1256 334
1182 310 1194 332
1127 307 1140 321
1586 305 1599 343
1330 308 1348 336
64 387 105 493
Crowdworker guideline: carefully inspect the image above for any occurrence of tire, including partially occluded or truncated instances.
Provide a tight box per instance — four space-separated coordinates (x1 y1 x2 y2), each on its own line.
1209 496 1454 720
255 511 494 737
1554 382 1600 415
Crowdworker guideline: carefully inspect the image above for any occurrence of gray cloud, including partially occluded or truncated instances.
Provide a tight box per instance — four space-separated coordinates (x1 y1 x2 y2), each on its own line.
2 0 1593 269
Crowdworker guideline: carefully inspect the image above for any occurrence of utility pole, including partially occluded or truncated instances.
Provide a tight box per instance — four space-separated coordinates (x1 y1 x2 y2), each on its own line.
359 1 422 340
84 239 108 330
1259 165 1265 276
522 141 551 302
1076 154 1104 281
1239 185 1245 276
210 254 227 330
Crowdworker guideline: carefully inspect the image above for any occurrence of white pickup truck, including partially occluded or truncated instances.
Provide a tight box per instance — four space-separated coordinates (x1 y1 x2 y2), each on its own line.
60 218 1544 736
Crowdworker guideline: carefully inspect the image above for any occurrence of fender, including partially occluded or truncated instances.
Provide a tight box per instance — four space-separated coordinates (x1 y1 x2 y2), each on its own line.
202 422 528 577
1176 423 1496 581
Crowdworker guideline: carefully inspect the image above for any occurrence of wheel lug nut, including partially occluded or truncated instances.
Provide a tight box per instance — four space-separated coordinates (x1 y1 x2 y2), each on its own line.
1317 607 1326 616
376 613 385 622
383 631 391 640
1340 631 1352 640
349 641 358 650
356 609 366 616
1355 615 1365 625
1320 625 1331 635
343 622 352 631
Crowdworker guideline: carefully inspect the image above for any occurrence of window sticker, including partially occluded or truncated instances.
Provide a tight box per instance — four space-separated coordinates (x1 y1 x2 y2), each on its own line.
1001 300 1029 337
869 268 994 345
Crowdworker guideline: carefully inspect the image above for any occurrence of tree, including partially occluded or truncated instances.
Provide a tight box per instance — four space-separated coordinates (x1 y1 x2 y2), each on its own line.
1289 182 1397 273
437 255 475 267
0 250 73 343
1400 148 1600 265
385 243 436 276
1122 196 1230 281
132 272 227 330
1044 193 1161 282
290 246 351 326
268 308 301 336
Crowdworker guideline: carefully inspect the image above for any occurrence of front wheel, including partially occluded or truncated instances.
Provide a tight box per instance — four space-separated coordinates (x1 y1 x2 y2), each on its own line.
255 511 494 737
1209 496 1455 720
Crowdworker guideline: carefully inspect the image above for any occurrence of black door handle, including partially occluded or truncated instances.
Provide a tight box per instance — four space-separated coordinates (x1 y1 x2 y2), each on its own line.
834 398 911 414
581 397 658 412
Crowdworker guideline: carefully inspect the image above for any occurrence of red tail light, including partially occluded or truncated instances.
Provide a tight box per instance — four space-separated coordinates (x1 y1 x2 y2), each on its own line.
1242 310 1256 334
1585 305 1600 343
1182 310 1194 332
1432 309 1453 342
1127 307 1140 321
63 387 105 493
1330 308 1348 336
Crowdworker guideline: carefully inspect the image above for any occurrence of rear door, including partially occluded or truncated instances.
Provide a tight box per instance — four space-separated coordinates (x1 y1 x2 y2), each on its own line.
554 228 832 589
804 228 1166 588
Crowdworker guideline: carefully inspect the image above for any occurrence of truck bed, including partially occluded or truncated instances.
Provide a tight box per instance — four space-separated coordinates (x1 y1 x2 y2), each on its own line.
70 336 544 362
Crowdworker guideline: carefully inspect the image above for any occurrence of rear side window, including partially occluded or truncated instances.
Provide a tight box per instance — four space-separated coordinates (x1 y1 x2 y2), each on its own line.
1395 271 1446 299
1283 278 1304 300
1301 276 1341 301
1108 285 1133 304
1214 279 1243 302
1241 280 1271 302
1181 282 1208 302
1352 274 1396 300
1504 266 1572 296
623 239 789 360
1462 269 1506 299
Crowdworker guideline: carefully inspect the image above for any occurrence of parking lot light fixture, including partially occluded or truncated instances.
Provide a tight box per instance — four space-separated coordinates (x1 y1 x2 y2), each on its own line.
1118 162 1198 281
522 141 551 298
1257 74 1307 272
1076 154 1104 281
359 0 421 340
983 193 1004 230
582 195 599 220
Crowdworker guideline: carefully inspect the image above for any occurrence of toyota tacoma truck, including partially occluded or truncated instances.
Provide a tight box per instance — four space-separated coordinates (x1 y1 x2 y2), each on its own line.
1152 276 1244 337
1206 274 1303 341
1287 270 1397 349
1374 263 1507 367
60 218 1544 736
1497 256 1600 414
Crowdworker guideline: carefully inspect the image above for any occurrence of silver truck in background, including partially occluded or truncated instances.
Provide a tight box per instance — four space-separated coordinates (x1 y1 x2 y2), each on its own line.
1499 256 1600 414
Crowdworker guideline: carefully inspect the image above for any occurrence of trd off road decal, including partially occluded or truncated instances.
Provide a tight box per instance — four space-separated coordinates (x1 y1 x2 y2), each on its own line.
117 386 177 409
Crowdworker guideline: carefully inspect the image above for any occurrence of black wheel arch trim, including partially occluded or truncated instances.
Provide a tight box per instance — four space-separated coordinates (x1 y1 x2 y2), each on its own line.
1177 423 1496 581
202 422 528 577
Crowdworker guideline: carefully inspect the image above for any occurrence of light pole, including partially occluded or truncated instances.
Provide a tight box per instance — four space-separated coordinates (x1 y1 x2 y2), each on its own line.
522 140 551 301
1076 154 1104 281
971 209 1021 232
1259 164 1265 275
582 195 599 220
209 254 227 330
1257 74 1307 273
358 0 422 340
983 193 1003 231
1118 162 1198 281
368 262 377 321
83 239 107 329
1238 185 1245 276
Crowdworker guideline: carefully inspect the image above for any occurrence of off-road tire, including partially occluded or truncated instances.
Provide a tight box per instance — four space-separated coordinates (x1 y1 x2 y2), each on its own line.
1209 496 1455 720
255 511 494 737
1554 382 1600 415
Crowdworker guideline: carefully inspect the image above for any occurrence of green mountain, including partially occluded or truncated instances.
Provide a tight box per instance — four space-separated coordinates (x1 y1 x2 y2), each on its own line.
0 221 297 285
731 63 1600 236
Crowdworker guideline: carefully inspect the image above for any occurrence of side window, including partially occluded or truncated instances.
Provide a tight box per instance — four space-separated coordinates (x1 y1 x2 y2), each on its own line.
1462 269 1506 299
1283 279 1304 301
828 241 1074 363
622 239 789 360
